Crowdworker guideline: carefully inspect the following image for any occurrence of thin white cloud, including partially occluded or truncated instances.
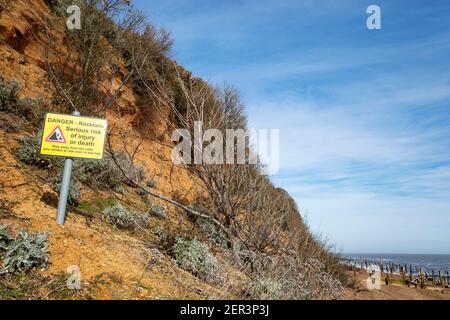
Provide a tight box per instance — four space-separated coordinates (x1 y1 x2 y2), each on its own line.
139 0 450 253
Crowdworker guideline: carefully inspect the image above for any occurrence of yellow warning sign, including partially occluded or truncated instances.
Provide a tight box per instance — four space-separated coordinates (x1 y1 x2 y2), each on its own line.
40 113 107 160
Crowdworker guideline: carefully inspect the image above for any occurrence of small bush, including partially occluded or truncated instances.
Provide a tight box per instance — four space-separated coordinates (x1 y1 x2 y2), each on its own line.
0 224 13 251
247 257 344 300
136 188 150 203
16 133 64 170
74 158 122 190
248 276 296 300
0 76 46 126
148 204 166 220
78 151 145 189
0 230 49 274
195 217 228 248
172 238 224 284
154 226 176 251
102 203 149 230
51 176 81 206
0 76 19 112
113 151 146 186
46 0 83 17
17 97 46 126
146 178 157 189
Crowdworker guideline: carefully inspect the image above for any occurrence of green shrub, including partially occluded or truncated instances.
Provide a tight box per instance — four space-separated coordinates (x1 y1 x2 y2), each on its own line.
154 226 176 251
148 204 166 220
248 276 295 300
172 238 224 284
195 217 228 248
74 158 122 190
0 76 19 112
51 176 81 206
0 76 46 125
113 150 146 186
76 151 145 189
102 203 149 230
0 230 49 274
46 0 84 16
146 178 158 189
0 224 13 251
246 257 344 300
17 97 46 126
136 188 150 204
16 133 64 170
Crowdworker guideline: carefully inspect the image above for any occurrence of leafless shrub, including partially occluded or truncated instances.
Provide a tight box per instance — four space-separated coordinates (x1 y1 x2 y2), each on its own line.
247 256 344 300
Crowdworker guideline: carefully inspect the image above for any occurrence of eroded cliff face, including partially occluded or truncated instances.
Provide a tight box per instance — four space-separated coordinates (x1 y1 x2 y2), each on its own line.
0 0 222 299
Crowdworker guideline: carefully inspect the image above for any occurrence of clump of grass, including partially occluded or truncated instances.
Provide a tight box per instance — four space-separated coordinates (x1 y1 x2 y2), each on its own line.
136 188 150 204
102 203 149 230
0 271 99 300
0 226 49 275
171 237 224 285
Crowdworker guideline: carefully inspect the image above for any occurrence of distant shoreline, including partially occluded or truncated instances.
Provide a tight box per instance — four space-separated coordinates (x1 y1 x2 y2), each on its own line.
342 253 450 276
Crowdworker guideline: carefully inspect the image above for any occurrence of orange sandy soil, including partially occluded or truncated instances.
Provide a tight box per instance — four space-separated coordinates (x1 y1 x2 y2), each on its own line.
344 270 450 300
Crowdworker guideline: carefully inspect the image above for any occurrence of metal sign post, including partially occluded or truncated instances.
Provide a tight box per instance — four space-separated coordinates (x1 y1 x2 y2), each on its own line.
56 110 80 225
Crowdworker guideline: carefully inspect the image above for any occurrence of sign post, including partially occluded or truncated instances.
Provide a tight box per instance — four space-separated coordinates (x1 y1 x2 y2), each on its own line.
40 112 107 225
56 111 80 225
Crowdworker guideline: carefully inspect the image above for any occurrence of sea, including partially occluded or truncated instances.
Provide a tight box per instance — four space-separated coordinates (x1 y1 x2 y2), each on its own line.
344 254 450 274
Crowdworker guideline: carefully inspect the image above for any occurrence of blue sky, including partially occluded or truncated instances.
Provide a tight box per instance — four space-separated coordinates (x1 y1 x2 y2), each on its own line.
133 0 450 254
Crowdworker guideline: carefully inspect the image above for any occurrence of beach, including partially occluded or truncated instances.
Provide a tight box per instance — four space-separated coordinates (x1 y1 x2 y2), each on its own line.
345 269 450 300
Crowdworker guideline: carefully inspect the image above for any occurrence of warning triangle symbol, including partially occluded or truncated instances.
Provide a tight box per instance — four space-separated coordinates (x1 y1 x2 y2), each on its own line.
45 126 66 143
